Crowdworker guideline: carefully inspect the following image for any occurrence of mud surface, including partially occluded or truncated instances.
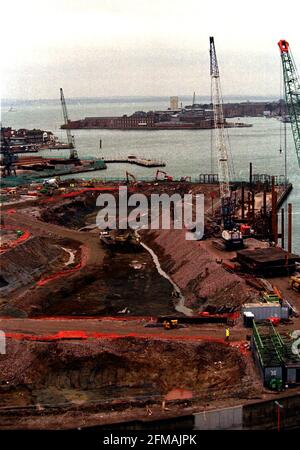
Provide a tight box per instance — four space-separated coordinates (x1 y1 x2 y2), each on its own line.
32 249 176 316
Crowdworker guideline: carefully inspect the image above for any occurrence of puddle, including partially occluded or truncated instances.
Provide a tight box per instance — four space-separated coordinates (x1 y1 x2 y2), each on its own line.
61 247 76 266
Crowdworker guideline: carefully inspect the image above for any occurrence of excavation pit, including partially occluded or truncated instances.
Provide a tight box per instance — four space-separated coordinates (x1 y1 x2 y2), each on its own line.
0 337 258 429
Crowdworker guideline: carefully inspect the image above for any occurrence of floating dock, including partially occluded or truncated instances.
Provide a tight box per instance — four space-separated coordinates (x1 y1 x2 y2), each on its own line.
105 156 165 168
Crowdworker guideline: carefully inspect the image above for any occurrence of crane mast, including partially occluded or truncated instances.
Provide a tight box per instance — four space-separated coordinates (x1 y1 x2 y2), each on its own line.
278 40 300 168
209 36 231 199
60 88 78 159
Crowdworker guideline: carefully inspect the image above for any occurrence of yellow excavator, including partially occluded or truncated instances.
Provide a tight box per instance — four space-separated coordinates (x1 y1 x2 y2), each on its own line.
290 275 300 292
155 170 173 182
163 319 179 330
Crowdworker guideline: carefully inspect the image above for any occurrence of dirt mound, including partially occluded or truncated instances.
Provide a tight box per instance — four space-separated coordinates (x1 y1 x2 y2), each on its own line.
142 229 258 310
0 236 63 296
40 194 97 229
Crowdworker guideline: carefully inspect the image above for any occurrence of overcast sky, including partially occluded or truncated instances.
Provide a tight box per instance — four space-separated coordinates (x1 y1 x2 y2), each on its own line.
1 0 300 100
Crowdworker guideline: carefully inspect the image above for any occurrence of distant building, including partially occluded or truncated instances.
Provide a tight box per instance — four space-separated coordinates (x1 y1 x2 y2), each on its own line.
170 96 179 111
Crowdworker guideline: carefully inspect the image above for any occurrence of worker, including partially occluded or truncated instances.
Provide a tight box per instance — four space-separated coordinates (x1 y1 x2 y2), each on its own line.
225 327 230 342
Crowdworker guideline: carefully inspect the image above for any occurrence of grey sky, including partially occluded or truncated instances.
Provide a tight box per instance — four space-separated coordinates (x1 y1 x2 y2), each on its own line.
2 0 300 99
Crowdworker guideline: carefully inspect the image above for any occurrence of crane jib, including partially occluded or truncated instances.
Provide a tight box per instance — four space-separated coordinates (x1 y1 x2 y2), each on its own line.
278 40 300 168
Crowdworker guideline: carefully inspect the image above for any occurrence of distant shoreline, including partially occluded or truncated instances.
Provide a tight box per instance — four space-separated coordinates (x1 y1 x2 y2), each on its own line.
2 95 281 106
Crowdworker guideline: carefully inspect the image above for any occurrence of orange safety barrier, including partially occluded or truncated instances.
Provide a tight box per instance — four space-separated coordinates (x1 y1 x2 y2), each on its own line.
41 186 121 203
5 330 249 353
0 227 30 253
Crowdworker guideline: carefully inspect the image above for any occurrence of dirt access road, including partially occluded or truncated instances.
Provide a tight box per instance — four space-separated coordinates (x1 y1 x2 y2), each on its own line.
3 209 104 267
0 317 249 344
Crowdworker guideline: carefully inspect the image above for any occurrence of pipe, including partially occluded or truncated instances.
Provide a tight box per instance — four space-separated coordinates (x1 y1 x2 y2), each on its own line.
252 191 255 224
281 208 285 249
247 191 251 221
288 203 292 253
263 188 267 237
271 177 278 245
263 189 267 217
241 184 245 220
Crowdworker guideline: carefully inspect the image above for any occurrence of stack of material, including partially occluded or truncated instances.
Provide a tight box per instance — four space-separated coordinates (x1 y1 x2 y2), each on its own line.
236 247 300 275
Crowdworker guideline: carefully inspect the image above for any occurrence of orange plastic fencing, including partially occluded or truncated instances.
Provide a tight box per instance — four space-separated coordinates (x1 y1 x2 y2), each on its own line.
5 330 249 356
41 187 120 203
0 226 30 253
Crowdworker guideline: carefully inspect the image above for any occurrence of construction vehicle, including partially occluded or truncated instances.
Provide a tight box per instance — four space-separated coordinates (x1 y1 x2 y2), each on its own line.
210 37 241 250
290 275 300 292
99 229 141 249
278 40 300 169
163 319 179 330
221 228 244 250
240 224 252 236
155 169 173 182
60 88 78 159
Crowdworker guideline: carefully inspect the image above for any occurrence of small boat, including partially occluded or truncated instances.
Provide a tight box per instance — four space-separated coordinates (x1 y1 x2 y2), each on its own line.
279 115 291 123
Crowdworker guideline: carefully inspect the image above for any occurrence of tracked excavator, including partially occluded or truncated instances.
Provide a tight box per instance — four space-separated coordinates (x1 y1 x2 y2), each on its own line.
155 170 173 182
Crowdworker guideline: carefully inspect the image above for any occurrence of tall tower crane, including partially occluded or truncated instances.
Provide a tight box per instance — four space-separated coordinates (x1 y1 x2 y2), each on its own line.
209 36 231 200
209 37 238 236
60 88 78 159
278 40 300 168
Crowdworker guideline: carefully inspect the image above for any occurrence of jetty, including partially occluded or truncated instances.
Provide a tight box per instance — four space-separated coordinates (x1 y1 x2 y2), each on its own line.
104 155 165 168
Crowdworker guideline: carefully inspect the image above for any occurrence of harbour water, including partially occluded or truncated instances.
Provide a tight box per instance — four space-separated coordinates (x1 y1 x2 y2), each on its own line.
2 96 300 253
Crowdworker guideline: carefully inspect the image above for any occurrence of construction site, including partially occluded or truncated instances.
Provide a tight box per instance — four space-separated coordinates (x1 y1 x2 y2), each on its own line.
1 37 300 431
